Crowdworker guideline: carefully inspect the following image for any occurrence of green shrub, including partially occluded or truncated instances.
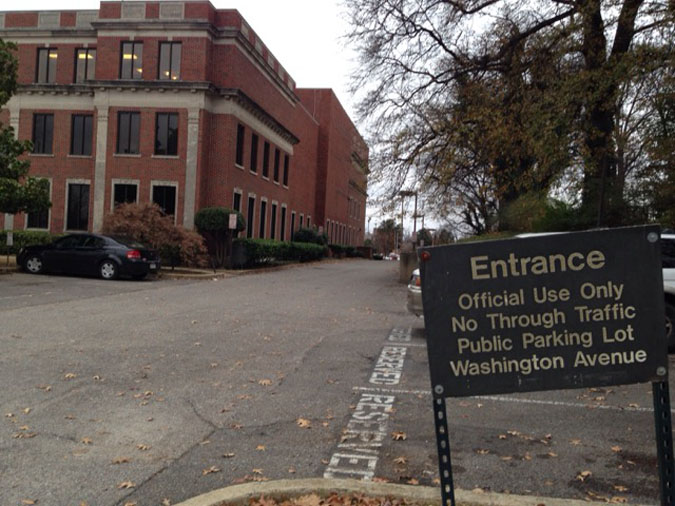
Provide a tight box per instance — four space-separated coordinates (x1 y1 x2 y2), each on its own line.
194 207 245 232
232 238 324 267
0 230 56 255
293 227 327 245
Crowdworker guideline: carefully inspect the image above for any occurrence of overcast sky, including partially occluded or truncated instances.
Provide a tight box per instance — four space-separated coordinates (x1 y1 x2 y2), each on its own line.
3 0 359 120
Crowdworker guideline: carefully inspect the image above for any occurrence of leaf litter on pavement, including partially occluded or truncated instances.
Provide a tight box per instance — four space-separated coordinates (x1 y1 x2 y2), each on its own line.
247 493 428 506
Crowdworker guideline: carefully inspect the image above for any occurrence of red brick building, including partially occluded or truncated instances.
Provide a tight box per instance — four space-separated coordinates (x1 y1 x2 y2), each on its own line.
0 0 368 246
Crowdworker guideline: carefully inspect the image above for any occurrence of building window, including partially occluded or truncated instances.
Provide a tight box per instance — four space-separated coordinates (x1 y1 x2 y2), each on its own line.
233 190 242 212
290 211 296 239
67 183 90 231
71 114 93 156
155 112 178 156
74 48 96 83
299 214 304 229
262 141 270 178
259 200 267 238
307 216 311 228
120 41 143 79
270 203 277 240
273 148 280 183
27 180 50 229
250 133 258 173
247 195 255 238
36 48 57 83
235 124 245 167
113 184 138 207
158 42 181 80
283 154 289 186
152 185 177 216
32 114 54 154
280 206 287 241
117 111 140 154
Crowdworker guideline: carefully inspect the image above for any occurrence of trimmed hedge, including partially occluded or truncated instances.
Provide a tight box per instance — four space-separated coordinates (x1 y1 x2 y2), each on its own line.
328 244 361 258
292 227 327 245
194 207 246 232
0 230 56 255
232 238 325 267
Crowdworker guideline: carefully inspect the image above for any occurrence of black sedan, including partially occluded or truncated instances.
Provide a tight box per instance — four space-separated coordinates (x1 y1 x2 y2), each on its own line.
17 234 160 280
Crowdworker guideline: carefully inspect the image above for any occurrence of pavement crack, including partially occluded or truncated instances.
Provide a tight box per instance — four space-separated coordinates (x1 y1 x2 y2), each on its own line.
185 398 220 430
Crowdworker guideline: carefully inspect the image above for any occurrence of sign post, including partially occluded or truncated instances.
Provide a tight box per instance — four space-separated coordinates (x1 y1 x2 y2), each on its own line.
419 226 673 505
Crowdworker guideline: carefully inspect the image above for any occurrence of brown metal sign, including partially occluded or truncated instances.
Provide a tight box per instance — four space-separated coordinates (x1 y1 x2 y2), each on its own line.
420 226 667 397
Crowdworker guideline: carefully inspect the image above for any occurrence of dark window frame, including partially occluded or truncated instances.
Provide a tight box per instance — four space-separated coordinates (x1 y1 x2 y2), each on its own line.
155 112 179 156
250 133 259 173
283 154 290 186
36 48 57 84
70 114 93 156
119 41 143 79
247 196 256 238
32 113 54 154
259 200 267 238
113 183 138 207
74 47 96 83
158 41 181 80
233 191 242 212
262 141 270 178
66 183 90 231
116 111 141 154
280 206 287 241
270 203 277 240
26 179 50 229
152 184 177 217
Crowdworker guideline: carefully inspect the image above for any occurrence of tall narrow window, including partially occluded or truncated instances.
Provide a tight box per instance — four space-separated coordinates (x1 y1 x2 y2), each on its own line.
152 185 176 216
235 124 245 166
120 41 143 79
74 48 96 83
250 133 258 173
27 180 50 229
299 214 304 229
113 184 138 206
117 111 141 154
270 203 277 240
283 154 290 186
155 113 178 156
67 183 90 231
158 42 181 80
262 141 270 178
307 216 311 228
273 148 280 183
32 114 54 154
280 207 287 241
71 114 93 156
247 196 255 238
259 200 267 238
36 48 57 83
233 191 242 212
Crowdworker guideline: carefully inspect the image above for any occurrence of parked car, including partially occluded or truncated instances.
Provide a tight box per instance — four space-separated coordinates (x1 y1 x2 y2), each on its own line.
18 233 160 280
407 268 423 316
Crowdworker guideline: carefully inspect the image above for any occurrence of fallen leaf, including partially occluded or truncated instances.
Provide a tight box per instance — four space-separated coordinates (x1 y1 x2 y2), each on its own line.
5 413 14 418
112 457 130 464
392 431 407 441
64 373 77 380
23 408 31 415
476 449 489 455
610 497 628 503
258 379 273 386
576 470 592 482
137 444 151 451
222 453 235 458
118 481 136 489
614 485 629 492
199 440 211 446
21 500 37 505
93 375 102 381
296 418 311 428
498 434 507 440
394 456 408 465
124 503 137 506
472 488 486 494
548 452 558 458
252 468 264 475
407 478 419 485
231 423 243 430
81 437 93 445
288 467 296 473
611 445 622 453
161 500 171 506
256 445 266 451
13 432 37 439
202 466 221 475
570 439 582 446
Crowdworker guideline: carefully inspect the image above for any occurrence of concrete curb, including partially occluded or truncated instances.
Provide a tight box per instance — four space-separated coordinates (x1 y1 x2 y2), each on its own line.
173 478 611 506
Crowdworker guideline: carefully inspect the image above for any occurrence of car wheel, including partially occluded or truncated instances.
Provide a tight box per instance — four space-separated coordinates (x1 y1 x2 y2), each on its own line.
99 260 119 280
666 301 675 353
24 255 44 274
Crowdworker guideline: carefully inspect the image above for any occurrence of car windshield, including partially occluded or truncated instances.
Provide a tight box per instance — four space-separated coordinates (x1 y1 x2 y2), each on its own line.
110 236 149 249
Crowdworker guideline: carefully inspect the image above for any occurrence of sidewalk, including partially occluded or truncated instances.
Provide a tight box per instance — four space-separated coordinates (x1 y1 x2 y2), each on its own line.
173 478 628 506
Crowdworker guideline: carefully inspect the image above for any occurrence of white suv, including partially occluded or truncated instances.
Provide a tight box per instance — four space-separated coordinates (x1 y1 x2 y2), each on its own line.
662 234 675 350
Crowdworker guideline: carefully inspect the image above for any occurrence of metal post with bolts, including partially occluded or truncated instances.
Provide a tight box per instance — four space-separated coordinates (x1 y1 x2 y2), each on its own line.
653 375 675 505
432 385 456 506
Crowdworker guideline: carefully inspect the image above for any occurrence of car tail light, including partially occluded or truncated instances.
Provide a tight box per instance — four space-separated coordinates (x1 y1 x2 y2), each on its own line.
415 275 421 287
126 249 141 260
